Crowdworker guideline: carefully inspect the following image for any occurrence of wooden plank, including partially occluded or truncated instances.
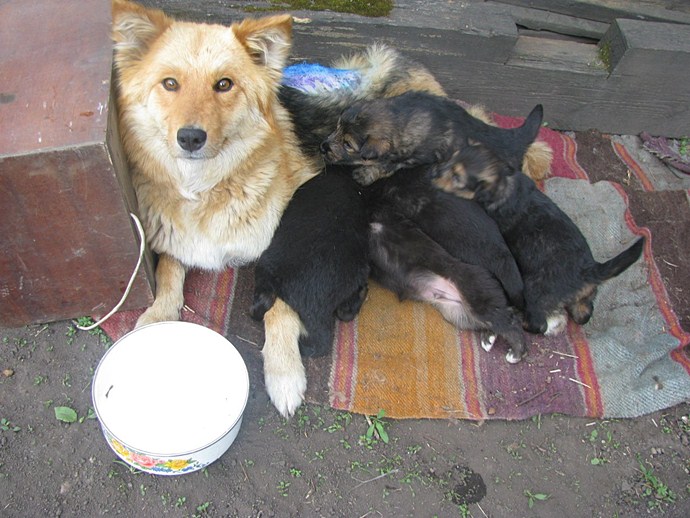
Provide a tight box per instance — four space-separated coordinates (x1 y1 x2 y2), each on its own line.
139 0 690 136
0 0 154 326
601 18 690 75
494 0 690 25
485 1 609 39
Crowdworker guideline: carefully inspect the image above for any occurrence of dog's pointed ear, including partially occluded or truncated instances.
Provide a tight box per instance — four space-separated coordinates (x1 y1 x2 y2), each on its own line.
361 138 390 161
233 15 293 75
111 0 171 69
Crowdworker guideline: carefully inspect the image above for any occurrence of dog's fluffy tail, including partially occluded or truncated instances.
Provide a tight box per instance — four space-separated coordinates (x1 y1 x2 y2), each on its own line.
280 44 445 155
587 237 645 284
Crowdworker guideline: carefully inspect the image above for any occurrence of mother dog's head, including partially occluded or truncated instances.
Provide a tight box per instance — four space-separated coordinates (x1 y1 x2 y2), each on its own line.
111 0 292 166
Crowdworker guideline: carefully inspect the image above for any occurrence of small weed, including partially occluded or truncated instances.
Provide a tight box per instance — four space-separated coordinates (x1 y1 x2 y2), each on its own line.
244 459 255 467
78 407 96 423
192 502 211 517
33 375 47 386
365 409 389 444
161 493 170 506
289 467 302 478
590 456 608 466
313 449 326 460
54 406 78 423
524 489 550 508
139 484 147 497
679 136 688 157
174 496 187 508
277 480 290 496
0 418 20 433
637 456 676 508
340 439 352 450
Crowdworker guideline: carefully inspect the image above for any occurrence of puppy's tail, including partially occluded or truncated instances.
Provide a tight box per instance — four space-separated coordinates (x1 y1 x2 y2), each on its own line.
514 105 544 161
587 237 645 284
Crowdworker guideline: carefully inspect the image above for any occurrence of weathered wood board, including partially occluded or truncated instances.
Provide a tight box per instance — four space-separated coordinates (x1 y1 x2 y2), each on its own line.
0 0 154 327
144 0 690 137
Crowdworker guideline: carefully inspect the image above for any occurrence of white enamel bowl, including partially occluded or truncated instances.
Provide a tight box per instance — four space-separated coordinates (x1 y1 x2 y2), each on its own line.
92 322 248 475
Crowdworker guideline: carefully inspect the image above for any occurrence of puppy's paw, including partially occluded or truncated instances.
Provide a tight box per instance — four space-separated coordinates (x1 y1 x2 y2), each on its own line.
506 349 523 364
480 333 496 352
263 360 306 418
135 302 181 328
544 313 567 336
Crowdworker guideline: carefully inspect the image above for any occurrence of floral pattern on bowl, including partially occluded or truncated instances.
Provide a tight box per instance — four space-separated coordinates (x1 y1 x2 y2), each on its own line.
106 434 206 475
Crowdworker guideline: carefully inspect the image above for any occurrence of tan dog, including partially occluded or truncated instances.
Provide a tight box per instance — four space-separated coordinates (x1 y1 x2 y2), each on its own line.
112 0 318 416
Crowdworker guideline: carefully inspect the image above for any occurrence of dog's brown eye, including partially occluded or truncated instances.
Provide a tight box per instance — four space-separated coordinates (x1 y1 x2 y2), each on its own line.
162 78 179 91
214 78 233 92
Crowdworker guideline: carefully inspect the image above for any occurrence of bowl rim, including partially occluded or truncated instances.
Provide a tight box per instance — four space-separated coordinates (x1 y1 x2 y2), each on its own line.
92 321 249 458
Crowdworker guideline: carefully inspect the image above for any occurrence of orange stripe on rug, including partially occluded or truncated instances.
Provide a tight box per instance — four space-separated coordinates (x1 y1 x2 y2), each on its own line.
612 141 655 192
458 333 484 419
568 320 604 417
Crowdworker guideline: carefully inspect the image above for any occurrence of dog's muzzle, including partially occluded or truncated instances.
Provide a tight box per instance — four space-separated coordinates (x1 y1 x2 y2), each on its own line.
177 127 207 153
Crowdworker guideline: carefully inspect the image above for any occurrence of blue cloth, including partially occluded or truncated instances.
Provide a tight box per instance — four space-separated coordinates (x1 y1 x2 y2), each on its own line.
282 63 361 94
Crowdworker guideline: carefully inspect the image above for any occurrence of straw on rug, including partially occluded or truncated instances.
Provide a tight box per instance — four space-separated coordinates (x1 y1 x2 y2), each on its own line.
100 108 690 421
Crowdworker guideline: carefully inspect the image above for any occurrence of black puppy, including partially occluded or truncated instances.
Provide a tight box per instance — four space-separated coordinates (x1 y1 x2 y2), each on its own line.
321 91 546 186
251 169 370 357
365 169 525 312
367 200 526 362
434 152 645 336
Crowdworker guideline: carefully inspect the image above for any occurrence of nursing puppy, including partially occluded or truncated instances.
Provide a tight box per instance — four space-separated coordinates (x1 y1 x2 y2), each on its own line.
367 201 526 362
365 170 525 312
321 91 549 186
251 169 369 359
434 146 645 336
281 47 552 180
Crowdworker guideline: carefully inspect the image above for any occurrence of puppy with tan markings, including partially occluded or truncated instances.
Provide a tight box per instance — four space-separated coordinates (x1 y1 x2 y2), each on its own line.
434 129 645 336
321 91 551 185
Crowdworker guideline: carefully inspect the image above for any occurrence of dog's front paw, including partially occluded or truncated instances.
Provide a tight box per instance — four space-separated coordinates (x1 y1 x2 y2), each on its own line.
264 361 307 418
135 302 181 328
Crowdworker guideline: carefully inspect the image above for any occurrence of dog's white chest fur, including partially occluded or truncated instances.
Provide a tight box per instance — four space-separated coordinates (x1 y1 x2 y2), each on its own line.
140 186 282 270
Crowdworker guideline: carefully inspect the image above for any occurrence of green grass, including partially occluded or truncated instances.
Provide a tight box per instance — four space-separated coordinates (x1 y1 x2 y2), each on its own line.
246 0 394 17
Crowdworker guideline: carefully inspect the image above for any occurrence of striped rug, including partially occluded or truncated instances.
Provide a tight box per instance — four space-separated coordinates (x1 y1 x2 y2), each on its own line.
101 121 690 420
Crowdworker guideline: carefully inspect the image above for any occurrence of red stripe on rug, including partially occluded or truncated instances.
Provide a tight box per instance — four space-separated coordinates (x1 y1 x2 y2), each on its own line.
609 183 690 374
329 320 357 410
562 132 590 180
611 141 655 192
208 268 236 333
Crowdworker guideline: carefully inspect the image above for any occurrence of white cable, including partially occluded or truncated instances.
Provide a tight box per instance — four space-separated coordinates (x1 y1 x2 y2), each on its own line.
75 212 146 331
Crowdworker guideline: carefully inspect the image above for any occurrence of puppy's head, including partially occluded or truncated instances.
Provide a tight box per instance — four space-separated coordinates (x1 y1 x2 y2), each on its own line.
112 0 292 161
432 143 506 201
320 100 394 166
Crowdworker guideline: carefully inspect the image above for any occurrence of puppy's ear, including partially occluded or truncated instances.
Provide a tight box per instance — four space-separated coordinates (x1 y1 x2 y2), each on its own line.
360 138 390 161
111 0 171 69
233 15 293 76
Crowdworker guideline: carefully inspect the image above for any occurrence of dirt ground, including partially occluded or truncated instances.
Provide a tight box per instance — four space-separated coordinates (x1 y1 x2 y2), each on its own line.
1 317 689 517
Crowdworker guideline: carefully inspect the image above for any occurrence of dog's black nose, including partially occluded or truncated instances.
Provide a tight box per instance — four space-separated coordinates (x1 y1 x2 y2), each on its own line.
319 140 330 154
177 127 207 152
